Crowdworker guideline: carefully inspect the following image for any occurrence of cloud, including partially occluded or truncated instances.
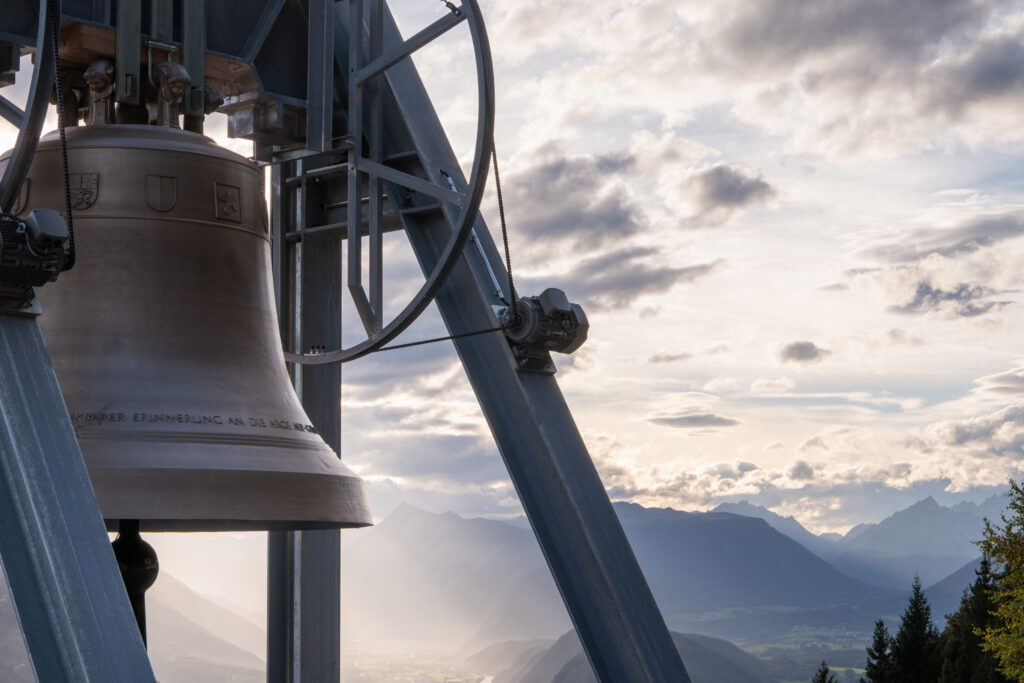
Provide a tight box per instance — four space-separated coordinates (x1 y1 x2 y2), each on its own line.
885 328 925 346
497 146 640 248
863 214 1024 263
595 404 1024 530
799 435 829 453
888 281 1010 317
587 399 1024 531
715 0 995 74
788 460 815 481
923 34 1024 119
839 213 1024 319
648 410 741 429
552 249 724 309
497 141 730 310
649 350 691 364
778 341 831 363
703 376 743 394
974 368 1024 397
687 164 776 226
927 405 1024 452
700 0 1024 153
750 377 796 393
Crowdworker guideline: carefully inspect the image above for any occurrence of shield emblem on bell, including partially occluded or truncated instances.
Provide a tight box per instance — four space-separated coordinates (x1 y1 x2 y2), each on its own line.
70 172 99 210
145 175 177 212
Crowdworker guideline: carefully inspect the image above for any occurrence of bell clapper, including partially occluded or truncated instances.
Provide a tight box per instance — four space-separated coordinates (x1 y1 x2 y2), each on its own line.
111 520 159 647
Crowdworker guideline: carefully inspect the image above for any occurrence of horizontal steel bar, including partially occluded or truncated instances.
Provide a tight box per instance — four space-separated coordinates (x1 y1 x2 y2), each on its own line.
356 156 464 206
284 214 405 243
284 160 352 186
356 10 465 86
263 139 354 168
323 193 389 211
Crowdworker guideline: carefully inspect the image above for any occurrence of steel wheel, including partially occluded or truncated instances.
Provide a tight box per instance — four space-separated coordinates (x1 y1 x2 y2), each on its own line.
285 0 494 365
0 0 59 212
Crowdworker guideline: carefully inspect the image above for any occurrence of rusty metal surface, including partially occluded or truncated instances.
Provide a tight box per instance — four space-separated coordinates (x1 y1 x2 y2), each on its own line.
2 125 372 531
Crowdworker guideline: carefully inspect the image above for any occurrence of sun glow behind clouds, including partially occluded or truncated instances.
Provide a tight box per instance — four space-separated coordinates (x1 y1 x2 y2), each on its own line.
4 1 1024 542
344 0 1024 533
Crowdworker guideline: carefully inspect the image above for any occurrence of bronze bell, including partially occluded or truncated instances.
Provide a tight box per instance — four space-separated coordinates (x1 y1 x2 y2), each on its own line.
1 124 371 532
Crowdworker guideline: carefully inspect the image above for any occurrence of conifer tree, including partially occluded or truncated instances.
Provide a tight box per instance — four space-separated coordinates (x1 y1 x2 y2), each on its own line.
939 557 1008 683
865 618 894 683
812 659 837 683
978 479 1024 681
890 576 940 682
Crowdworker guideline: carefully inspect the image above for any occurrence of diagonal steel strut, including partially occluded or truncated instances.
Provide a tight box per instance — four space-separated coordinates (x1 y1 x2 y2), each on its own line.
347 4 692 681
0 313 155 682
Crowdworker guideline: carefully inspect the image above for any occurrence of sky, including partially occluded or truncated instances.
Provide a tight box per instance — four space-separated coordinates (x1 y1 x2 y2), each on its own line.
342 0 1024 535
1 0 1024 586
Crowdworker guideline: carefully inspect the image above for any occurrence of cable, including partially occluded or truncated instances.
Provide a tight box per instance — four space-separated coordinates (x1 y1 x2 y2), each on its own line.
375 324 506 352
49 0 75 271
373 138 522 353
490 138 516 314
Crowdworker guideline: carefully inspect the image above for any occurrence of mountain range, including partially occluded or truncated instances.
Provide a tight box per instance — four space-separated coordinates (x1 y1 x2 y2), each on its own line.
467 630 776 683
0 492 1009 682
336 501 908 651
0 567 264 682
716 494 1007 590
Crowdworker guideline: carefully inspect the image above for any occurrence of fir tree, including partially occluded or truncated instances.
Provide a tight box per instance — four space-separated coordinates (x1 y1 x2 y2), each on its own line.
890 575 941 683
939 557 1009 683
812 659 838 683
865 619 894 682
978 479 1024 680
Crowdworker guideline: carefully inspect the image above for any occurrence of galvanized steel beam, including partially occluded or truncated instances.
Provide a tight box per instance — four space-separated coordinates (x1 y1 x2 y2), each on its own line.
268 158 344 682
114 0 141 105
182 0 206 120
367 6 692 681
0 313 155 682
306 0 334 153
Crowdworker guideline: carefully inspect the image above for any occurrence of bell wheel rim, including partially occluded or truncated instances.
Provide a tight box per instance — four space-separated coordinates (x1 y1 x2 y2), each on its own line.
284 0 494 366
0 0 59 213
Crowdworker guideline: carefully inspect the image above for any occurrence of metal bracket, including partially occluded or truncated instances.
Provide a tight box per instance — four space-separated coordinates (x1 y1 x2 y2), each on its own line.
0 294 41 317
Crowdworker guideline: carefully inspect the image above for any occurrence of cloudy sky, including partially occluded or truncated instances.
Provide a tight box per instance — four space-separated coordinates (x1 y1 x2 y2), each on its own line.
3 0 1024 547
339 0 1024 534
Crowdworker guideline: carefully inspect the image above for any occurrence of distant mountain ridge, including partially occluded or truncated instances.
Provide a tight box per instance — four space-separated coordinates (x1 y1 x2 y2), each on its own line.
501 630 773 683
0 493 1008 682
337 501 902 651
926 556 985 622
0 569 264 683
712 500 836 557
827 495 1003 588
710 494 1009 591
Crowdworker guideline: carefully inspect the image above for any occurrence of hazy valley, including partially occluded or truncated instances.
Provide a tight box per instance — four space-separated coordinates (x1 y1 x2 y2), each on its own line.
0 493 1008 681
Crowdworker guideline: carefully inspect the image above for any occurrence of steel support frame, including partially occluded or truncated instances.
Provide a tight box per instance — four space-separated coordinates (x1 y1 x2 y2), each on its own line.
266 1 688 680
114 0 141 105
0 313 155 682
364 6 690 681
306 0 334 153
268 160 343 682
